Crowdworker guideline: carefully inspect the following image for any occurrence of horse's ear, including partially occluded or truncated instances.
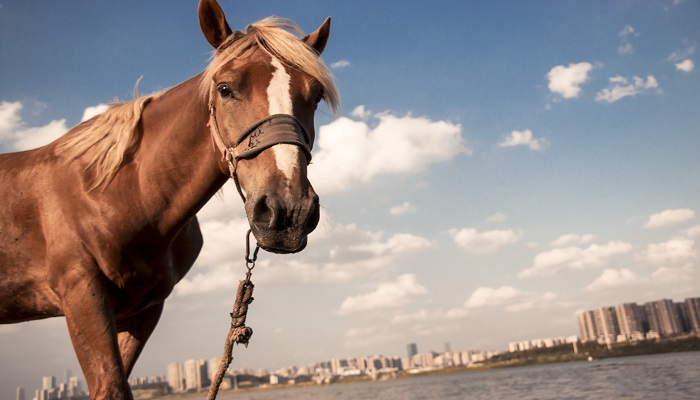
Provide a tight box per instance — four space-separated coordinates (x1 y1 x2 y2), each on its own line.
303 17 331 55
198 0 233 49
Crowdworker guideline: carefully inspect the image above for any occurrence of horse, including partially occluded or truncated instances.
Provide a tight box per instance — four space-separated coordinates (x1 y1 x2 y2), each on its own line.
0 0 339 398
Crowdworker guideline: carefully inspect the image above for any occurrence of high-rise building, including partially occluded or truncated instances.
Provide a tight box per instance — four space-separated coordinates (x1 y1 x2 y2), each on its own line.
184 359 209 391
615 303 646 338
645 299 682 336
167 362 184 393
595 306 620 341
16 387 24 400
577 310 598 341
406 343 418 361
41 376 56 391
684 297 700 332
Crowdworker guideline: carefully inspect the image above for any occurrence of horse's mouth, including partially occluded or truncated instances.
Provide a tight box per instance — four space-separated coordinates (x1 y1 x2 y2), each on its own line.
257 233 308 254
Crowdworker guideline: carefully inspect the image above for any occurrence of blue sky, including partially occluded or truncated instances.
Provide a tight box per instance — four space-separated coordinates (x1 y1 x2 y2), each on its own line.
1 0 699 396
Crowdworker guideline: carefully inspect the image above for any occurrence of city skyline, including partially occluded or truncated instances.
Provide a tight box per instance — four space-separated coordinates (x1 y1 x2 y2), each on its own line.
16 294 699 398
1 1 699 397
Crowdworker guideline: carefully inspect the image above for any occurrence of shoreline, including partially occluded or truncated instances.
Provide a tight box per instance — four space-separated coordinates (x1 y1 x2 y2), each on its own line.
152 333 700 399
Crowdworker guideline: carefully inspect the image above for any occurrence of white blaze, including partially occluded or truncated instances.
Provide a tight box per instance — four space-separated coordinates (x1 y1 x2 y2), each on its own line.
267 56 300 182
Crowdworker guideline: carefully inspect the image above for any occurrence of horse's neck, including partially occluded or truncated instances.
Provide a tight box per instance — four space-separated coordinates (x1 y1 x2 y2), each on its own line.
128 74 228 235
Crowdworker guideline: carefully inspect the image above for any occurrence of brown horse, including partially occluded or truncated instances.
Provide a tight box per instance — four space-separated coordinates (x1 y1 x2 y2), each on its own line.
0 0 339 398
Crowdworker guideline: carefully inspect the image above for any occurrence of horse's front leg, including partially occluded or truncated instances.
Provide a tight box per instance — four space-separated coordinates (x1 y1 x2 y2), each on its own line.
117 303 164 377
58 268 133 400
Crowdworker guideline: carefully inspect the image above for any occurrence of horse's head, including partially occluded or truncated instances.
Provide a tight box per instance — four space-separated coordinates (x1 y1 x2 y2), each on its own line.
198 0 339 254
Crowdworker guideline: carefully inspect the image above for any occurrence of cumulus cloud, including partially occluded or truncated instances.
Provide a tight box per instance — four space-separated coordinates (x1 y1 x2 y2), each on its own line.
644 208 695 228
551 233 596 247
331 60 351 69
309 111 468 193
449 228 521 255
586 268 645 292
336 274 428 315
463 286 559 313
0 100 68 151
519 241 633 278
464 286 523 308
389 201 417 216
675 59 695 72
498 129 548 151
350 105 371 120
547 62 593 99
640 237 696 265
651 264 694 284
595 75 659 103
175 205 434 295
81 103 110 122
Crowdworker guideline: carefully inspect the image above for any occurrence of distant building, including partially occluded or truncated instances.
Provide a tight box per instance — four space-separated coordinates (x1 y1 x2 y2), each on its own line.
183 359 209 392
595 306 620 342
616 303 646 338
406 343 418 362
645 299 682 336
16 387 24 400
167 362 184 393
41 376 56 391
683 297 700 332
577 310 598 342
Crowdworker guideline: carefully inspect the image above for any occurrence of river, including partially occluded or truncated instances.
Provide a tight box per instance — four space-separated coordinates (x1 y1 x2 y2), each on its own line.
216 352 700 399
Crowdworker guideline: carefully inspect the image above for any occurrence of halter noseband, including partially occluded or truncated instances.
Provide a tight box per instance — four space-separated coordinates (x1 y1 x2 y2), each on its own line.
208 89 314 202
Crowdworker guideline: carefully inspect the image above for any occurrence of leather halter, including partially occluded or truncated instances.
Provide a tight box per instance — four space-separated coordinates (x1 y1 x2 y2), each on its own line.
207 88 314 202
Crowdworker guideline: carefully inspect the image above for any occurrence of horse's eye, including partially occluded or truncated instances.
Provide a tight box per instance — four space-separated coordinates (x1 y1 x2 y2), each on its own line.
314 89 324 106
218 84 234 98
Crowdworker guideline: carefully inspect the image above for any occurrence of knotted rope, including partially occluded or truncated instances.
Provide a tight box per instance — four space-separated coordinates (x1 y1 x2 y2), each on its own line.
206 230 260 400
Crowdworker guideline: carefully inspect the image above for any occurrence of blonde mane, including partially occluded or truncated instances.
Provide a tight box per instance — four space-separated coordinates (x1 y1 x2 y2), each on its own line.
57 17 339 192
199 17 340 113
57 94 160 191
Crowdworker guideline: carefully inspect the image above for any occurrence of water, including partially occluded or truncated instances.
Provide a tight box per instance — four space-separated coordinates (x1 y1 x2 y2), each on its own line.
217 352 700 399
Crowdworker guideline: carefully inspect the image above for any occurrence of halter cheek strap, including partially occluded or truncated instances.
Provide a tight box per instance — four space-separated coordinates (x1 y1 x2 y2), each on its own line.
207 93 314 202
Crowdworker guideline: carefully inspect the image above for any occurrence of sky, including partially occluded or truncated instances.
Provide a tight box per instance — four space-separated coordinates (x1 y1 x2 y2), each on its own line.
1 0 699 396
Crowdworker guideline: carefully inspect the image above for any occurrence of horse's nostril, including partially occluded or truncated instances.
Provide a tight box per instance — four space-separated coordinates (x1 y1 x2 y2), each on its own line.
252 195 277 230
303 196 320 234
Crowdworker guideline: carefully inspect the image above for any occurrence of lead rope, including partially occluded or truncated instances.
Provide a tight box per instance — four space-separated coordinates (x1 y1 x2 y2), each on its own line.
206 229 260 400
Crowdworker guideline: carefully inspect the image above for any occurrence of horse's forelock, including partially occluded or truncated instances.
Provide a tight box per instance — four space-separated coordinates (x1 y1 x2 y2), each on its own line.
200 17 339 114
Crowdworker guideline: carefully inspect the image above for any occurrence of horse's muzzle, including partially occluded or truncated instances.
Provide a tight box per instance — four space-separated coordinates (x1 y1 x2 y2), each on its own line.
247 192 320 254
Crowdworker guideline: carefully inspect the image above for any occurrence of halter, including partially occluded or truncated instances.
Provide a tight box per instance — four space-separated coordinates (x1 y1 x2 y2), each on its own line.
207 87 314 202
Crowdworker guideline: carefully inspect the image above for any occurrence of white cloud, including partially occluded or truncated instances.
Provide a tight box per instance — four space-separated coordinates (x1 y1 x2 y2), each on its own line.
449 228 521 255
81 103 110 122
675 59 695 72
546 62 593 99
176 206 435 295
463 286 559 313
651 264 693 284
486 212 508 223
350 105 371 120
464 286 523 308
336 274 428 315
617 25 637 55
498 129 547 151
551 233 596 247
389 201 417 216
667 44 696 63
310 112 468 193
331 59 351 69
644 208 695 228
519 241 633 278
595 75 659 103
586 268 645 292
0 100 68 151
640 237 696 265
350 232 433 256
